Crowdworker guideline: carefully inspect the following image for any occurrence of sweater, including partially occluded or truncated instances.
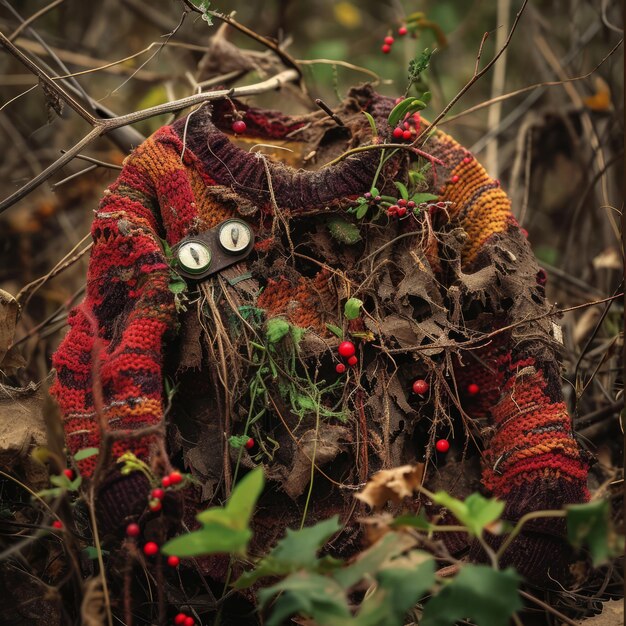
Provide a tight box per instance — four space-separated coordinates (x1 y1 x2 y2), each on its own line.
50 85 589 584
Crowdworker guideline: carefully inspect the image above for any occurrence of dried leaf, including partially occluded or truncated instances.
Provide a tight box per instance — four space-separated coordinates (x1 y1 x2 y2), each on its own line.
355 463 424 509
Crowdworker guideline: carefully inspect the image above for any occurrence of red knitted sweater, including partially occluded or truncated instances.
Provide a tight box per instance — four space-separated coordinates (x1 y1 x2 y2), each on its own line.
51 86 589 583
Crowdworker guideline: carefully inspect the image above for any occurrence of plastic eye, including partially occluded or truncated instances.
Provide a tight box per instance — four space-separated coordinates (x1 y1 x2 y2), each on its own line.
218 219 252 254
177 240 211 274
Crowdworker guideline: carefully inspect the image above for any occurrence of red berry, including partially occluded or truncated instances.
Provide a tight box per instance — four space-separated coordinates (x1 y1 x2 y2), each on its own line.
338 341 356 358
398 26 408 36
397 198 407 207
407 200 416 208
450 175 459 183
232 120 246 134
168 471 183 485
467 383 480 395
396 206 407 217
412 379 429 395
52 520 63 529
403 121 410 129
402 130 412 140
392 127 404 139
384 36 394 45
167 555 180 567
381 44 392 54
335 363 346 374
174 614 187 626
436 439 450 453
245 437 255 449
520 228 529 238
143 541 159 556
161 475 171 488
347 355 358 367
126 523 140 537
63 468 74 480
149 498 162 512
184 618 195 626
387 205 398 216
151 488 165 500
463 156 472 164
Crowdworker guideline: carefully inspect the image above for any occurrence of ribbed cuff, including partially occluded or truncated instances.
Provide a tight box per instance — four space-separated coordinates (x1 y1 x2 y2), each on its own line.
95 468 150 536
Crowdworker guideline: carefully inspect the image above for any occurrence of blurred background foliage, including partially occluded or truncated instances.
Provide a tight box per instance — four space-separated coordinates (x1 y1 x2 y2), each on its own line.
0 0 622 494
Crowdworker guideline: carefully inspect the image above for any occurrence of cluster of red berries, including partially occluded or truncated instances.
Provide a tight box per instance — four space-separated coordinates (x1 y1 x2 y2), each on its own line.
148 470 184 511
392 111 421 142
381 25 408 53
335 340 358 373
126 527 180 567
231 119 246 134
387 198 416 218
174 611 196 626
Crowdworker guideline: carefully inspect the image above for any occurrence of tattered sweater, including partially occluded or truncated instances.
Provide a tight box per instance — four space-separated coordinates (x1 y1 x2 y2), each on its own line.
51 85 590 584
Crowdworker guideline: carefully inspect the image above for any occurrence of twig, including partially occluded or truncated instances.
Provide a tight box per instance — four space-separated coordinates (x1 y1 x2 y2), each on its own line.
180 0 304 85
440 38 623 126
8 0 66 41
0 31 97 124
415 0 529 143
0 68 299 213
518 590 579 626
315 98 344 126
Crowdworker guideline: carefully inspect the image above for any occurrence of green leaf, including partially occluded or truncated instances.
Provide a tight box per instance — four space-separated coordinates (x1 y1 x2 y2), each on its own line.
421 91 432 103
344 298 363 320
74 447 99 462
430 492 504 537
408 48 433 84
392 511 432 530
333 532 416 590
228 435 249 449
354 560 435 625
163 468 264 558
326 323 343 338
83 546 108 559
234 516 342 589
197 467 264 530
566 499 612 565
162 523 252 557
168 280 187 294
411 192 439 204
355 202 369 220
266 317 290 343
362 111 378 138
394 181 409 200
259 571 351 626
421 566 522 626
387 97 419 128
327 217 362 245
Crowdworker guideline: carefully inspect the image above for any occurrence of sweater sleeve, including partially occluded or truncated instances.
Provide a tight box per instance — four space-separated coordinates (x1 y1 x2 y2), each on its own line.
426 131 589 564
51 135 178 479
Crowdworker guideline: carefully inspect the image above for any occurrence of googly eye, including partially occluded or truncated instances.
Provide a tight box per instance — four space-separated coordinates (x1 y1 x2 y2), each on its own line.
177 240 212 274
218 219 252 254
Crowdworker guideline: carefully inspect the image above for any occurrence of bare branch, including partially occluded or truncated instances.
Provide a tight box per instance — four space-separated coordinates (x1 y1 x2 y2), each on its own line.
0 69 300 214
415 0 530 143
0 30 98 124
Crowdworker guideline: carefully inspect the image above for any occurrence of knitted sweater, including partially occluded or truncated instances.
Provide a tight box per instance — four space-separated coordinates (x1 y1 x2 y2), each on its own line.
51 86 589 583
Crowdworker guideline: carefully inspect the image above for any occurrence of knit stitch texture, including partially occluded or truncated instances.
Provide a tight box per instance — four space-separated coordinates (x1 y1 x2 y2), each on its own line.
51 86 590 584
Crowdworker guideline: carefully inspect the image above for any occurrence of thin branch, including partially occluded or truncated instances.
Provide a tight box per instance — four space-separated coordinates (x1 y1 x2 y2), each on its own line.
440 38 623 125
415 0 529 143
8 0 66 41
180 0 304 85
0 69 299 214
0 30 97 124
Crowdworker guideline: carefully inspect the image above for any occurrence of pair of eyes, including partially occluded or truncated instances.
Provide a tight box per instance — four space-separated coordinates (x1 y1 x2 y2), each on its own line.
176 219 252 274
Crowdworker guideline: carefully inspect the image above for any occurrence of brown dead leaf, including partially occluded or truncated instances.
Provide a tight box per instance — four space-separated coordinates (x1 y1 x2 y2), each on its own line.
592 247 622 271
283 425 351 499
355 463 424 509
575 600 623 626
0 380 49 488
0 289 25 372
